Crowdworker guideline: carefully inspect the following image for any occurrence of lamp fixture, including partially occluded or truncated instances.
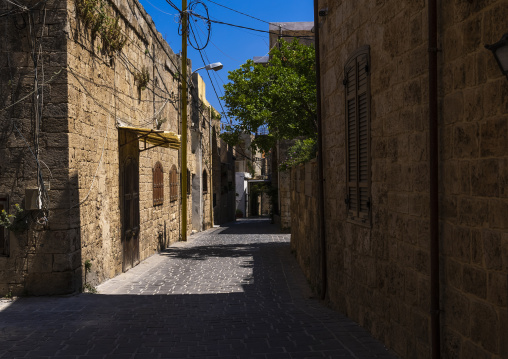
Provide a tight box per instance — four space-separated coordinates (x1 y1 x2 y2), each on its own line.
485 33 508 79
192 62 223 75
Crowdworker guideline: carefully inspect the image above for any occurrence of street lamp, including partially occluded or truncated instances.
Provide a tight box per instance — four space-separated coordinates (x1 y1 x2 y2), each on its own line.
192 62 223 74
181 61 223 241
485 33 508 79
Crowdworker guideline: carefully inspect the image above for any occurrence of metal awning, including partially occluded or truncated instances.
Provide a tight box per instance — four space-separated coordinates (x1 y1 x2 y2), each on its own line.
119 126 181 152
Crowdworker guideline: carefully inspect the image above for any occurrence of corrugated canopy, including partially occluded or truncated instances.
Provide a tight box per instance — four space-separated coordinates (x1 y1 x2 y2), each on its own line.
119 126 181 151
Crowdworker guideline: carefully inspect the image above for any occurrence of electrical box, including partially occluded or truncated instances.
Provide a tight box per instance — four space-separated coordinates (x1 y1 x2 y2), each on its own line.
25 188 40 210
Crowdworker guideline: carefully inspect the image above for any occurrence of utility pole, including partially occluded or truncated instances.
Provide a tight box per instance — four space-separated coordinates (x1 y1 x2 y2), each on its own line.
180 0 188 241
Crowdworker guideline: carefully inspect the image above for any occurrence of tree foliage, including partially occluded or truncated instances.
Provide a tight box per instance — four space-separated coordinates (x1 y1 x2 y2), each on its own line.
221 39 316 152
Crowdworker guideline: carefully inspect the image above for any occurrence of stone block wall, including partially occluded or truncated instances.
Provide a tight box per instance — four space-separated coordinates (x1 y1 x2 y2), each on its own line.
277 139 295 229
291 1 508 358
0 0 75 295
290 160 322 294
213 129 235 225
66 0 184 286
439 1 508 358
0 0 215 295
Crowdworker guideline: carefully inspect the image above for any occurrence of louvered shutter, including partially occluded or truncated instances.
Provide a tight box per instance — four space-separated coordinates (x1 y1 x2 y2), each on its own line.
345 60 358 219
170 165 178 202
153 162 164 206
345 46 371 224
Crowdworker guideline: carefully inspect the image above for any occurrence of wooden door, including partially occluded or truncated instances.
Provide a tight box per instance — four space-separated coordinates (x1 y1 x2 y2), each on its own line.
122 157 140 272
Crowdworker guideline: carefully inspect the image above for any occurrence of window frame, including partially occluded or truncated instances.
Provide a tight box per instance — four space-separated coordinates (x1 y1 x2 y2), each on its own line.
344 45 372 226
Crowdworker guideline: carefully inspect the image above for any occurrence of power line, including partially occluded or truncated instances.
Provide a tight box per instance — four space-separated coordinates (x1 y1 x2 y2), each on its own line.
0 68 63 113
164 0 181 13
192 13 313 38
203 0 270 25
144 0 178 15
187 0 211 50
193 45 231 125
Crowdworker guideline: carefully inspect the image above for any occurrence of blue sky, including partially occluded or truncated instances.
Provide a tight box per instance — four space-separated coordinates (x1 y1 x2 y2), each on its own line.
137 0 313 125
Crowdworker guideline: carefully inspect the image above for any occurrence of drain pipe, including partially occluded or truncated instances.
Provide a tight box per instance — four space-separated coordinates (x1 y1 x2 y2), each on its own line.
428 0 440 358
314 0 327 300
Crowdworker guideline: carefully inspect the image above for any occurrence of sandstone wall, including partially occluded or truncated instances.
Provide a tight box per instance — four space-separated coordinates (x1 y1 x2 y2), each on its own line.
277 139 295 229
213 127 235 225
439 1 508 358
0 0 214 295
290 160 321 294
0 0 76 295
298 1 508 358
66 0 184 286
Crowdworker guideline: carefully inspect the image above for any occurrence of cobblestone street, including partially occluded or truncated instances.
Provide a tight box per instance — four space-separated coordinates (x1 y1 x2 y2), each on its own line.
0 218 398 359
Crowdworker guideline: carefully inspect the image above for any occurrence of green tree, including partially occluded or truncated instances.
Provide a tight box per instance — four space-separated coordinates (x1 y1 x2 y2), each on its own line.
221 39 316 153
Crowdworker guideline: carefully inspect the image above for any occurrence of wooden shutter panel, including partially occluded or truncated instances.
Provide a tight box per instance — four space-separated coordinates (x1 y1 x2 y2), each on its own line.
170 165 178 202
357 52 370 221
345 59 358 218
345 46 371 224
153 162 164 206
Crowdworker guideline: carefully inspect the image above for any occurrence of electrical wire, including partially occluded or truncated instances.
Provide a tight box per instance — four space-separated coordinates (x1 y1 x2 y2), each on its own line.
3 0 27 11
144 0 178 15
186 0 211 51
0 0 48 17
0 69 63 113
202 0 271 26
164 0 181 13
191 12 314 38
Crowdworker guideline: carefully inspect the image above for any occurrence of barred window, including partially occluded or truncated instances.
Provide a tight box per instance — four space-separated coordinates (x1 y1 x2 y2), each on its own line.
170 165 178 202
153 162 164 206
344 45 371 225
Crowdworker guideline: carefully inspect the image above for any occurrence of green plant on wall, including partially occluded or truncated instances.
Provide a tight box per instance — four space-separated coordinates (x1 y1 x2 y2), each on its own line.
76 0 128 55
134 66 150 91
83 259 98 293
155 113 167 130
279 138 317 171
0 204 29 233
211 109 221 120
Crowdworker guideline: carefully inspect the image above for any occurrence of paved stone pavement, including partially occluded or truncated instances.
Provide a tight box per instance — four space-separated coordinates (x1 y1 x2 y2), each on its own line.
0 218 399 359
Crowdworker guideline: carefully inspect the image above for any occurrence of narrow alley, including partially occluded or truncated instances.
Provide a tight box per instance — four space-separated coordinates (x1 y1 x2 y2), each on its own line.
0 218 398 359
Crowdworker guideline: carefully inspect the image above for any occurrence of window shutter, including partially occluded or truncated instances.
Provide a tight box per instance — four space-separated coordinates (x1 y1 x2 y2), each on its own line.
345 46 371 224
153 162 164 206
170 165 178 202
345 60 358 219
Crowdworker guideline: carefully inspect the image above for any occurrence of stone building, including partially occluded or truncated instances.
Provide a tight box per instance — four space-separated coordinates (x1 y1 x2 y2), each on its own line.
212 122 236 225
0 0 215 295
191 73 235 227
234 133 270 218
291 1 508 359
